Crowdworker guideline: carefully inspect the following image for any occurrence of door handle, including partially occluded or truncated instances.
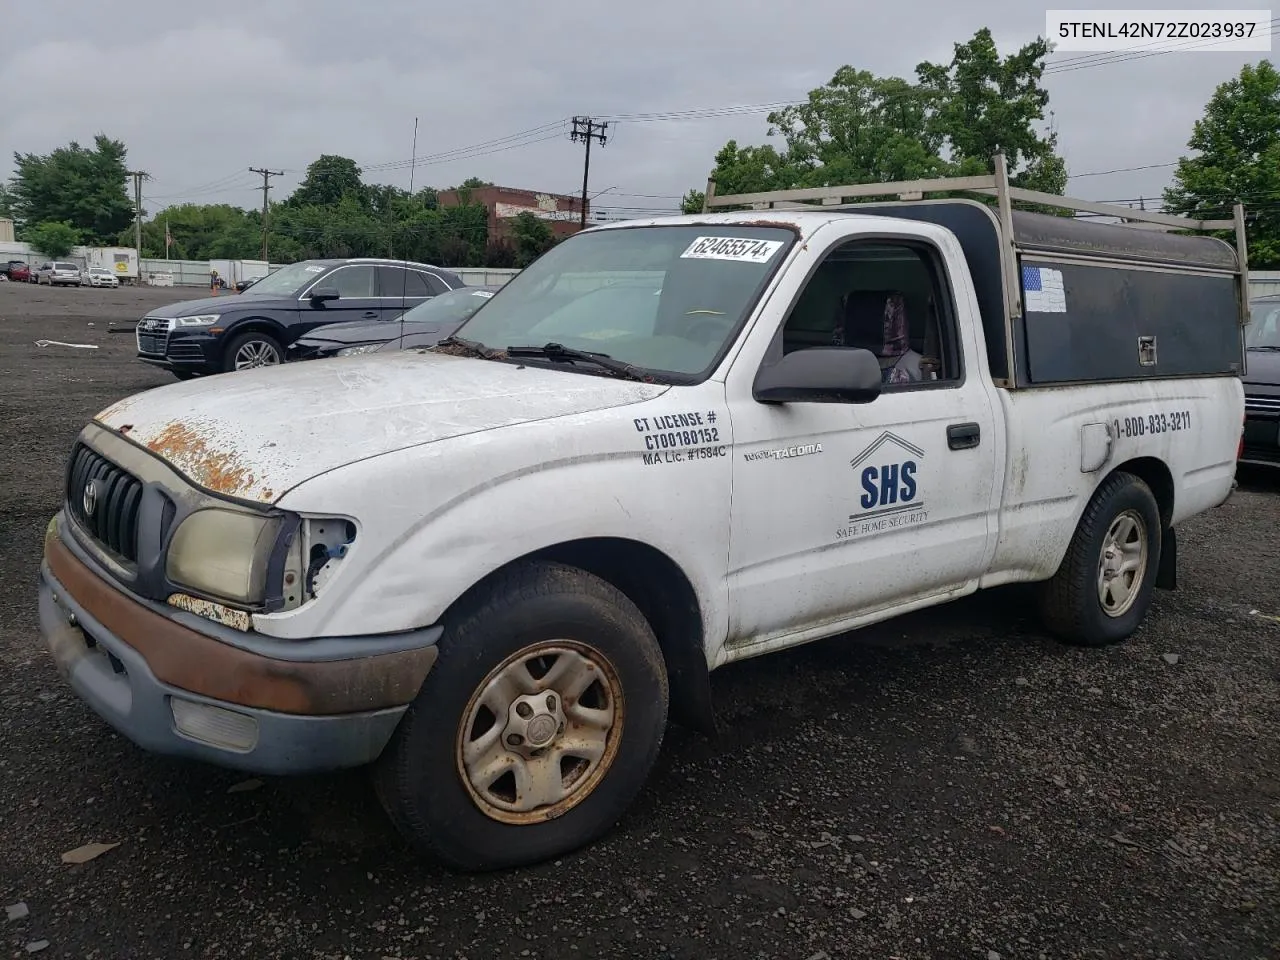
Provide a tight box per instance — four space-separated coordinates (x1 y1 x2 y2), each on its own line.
947 422 981 450
362 311 378 319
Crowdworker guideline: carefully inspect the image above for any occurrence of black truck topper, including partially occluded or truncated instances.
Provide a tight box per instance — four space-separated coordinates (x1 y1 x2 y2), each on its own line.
703 155 1248 389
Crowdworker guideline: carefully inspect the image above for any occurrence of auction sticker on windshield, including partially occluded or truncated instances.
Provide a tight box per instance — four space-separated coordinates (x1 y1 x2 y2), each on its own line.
680 236 784 263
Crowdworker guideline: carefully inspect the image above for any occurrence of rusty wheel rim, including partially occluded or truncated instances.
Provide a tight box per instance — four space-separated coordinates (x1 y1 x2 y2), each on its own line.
456 640 624 825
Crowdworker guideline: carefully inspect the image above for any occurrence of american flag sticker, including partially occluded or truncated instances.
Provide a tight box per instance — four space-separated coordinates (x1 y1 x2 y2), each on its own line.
1022 265 1066 314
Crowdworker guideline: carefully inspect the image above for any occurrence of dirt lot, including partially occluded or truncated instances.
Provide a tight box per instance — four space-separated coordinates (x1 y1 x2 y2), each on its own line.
1 278 1278 960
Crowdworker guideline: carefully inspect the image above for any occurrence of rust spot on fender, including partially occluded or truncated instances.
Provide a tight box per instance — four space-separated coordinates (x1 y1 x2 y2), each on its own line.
118 424 133 435
167 593 252 632
145 421 258 497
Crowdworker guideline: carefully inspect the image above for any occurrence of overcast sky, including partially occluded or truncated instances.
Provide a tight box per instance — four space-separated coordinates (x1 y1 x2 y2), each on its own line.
0 0 1271 220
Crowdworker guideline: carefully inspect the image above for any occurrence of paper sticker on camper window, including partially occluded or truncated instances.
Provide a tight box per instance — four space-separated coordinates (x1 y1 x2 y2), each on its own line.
472 290 494 298
680 236 784 263
1022 266 1066 314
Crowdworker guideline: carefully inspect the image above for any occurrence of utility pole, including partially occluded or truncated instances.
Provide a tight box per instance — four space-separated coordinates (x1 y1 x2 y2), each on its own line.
569 117 608 229
249 167 284 261
126 170 149 256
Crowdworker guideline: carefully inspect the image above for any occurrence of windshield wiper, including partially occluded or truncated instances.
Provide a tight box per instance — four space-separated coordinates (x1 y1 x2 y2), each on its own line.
431 335 505 359
505 342 653 382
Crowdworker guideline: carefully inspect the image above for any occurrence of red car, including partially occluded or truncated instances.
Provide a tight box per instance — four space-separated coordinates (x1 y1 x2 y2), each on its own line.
5 260 31 282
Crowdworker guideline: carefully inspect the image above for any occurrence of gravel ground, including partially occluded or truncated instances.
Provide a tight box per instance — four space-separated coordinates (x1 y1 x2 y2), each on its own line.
1 279 1278 960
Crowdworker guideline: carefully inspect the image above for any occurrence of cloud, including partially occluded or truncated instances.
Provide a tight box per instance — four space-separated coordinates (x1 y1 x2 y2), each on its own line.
0 0 1269 218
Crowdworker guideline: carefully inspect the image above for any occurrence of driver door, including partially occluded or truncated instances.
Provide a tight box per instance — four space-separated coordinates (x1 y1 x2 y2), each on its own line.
723 228 1002 652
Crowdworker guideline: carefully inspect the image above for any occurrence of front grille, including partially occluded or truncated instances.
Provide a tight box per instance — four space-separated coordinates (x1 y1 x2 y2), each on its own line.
1242 443 1280 465
136 317 172 356
66 444 143 562
1245 394 1280 416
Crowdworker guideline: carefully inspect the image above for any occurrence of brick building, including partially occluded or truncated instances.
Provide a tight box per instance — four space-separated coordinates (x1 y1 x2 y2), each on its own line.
436 186 586 243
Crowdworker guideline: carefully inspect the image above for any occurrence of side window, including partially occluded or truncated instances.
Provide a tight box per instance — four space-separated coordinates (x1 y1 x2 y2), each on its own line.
421 272 451 295
779 240 961 387
328 265 375 298
377 266 432 298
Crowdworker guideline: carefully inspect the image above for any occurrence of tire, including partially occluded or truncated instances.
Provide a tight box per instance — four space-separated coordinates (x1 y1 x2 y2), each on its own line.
1036 470 1162 647
373 560 669 871
222 331 282 372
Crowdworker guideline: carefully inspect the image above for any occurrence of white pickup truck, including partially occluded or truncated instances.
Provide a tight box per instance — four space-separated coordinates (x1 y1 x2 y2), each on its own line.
39 158 1248 871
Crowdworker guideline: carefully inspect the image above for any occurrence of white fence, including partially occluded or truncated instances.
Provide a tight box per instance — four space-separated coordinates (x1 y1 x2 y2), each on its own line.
136 258 519 288
1249 271 1280 299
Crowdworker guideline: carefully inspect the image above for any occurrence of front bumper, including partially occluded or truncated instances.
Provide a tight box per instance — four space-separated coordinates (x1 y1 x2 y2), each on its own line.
137 330 219 372
39 520 441 774
1241 403 1279 468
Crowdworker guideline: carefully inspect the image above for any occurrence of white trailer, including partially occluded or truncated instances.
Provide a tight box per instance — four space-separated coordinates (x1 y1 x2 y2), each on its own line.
75 247 139 283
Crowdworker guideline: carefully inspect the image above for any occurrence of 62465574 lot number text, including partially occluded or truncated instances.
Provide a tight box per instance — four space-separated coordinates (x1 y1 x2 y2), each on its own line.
1113 411 1192 439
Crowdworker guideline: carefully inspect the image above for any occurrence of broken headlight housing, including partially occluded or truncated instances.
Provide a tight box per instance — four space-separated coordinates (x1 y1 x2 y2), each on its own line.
165 508 283 606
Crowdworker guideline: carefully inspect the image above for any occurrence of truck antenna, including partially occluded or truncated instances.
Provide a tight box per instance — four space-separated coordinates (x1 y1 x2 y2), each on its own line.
400 117 419 346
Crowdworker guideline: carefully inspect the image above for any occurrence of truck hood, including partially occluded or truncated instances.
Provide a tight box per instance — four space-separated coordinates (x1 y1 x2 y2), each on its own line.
94 351 668 503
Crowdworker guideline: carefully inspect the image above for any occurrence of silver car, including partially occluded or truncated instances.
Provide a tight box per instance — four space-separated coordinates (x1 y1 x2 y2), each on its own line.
37 262 83 286
80 267 120 288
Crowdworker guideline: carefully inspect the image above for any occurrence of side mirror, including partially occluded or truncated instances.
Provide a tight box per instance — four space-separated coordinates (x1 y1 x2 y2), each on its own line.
753 346 882 404
310 287 340 303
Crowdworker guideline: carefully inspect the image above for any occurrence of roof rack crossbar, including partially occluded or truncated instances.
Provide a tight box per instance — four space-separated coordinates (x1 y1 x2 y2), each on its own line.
702 159 1237 233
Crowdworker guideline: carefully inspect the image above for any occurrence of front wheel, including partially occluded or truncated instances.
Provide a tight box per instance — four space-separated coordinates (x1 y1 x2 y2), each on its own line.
1036 470 1162 647
223 331 282 372
374 561 669 871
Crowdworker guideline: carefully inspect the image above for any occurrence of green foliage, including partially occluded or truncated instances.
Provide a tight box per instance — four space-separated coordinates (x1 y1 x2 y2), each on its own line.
8 135 134 242
680 189 705 214
693 29 1066 213
120 203 260 259
285 155 367 210
25 221 83 259
0 183 13 220
509 212 556 266
1163 60 1280 268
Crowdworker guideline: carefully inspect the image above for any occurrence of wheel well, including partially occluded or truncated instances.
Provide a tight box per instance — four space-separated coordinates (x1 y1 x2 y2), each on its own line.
449 538 717 735
1112 456 1174 527
1110 456 1176 589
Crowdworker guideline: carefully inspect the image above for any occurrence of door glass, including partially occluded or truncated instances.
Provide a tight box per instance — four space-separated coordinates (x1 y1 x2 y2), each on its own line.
378 266 432 298
329 265 375 298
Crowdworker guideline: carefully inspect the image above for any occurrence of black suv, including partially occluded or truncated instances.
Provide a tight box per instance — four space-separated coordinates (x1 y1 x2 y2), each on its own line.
1243 295 1280 468
134 257 465 379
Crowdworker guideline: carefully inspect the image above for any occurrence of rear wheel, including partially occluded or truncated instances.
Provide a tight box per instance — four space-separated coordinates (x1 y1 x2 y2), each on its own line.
223 331 282 372
1036 471 1161 647
374 561 669 871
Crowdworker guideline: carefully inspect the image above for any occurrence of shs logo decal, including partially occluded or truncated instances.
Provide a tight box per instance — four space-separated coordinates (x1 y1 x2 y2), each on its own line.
836 432 928 540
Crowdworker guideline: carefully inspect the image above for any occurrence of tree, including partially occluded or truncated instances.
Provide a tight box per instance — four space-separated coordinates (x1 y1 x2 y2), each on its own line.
916 28 1067 194
691 29 1066 207
26 221 82 259
8 135 133 242
122 203 260 259
0 183 13 220
509 212 555 266
1163 60 1280 268
285 155 366 209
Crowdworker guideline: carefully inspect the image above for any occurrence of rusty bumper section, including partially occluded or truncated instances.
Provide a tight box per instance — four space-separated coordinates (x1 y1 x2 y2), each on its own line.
45 532 435 714
39 523 441 774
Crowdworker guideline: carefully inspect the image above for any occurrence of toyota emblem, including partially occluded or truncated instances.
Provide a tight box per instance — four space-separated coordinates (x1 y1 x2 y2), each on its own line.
82 480 98 517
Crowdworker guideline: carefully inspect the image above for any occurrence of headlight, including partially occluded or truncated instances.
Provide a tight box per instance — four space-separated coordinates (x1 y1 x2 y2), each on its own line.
166 509 282 605
177 314 220 327
336 343 380 357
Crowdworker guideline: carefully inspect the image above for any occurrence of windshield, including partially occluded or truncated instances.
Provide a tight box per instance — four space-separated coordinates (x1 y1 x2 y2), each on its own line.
451 225 795 378
401 286 497 324
242 261 328 296
1248 300 1280 349
55 262 78 270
